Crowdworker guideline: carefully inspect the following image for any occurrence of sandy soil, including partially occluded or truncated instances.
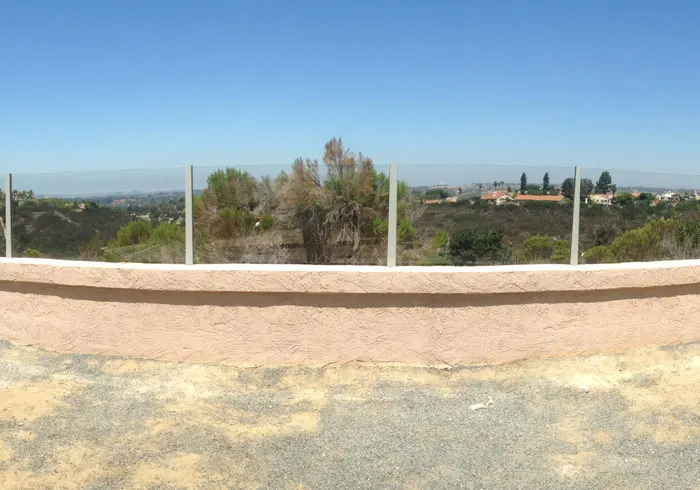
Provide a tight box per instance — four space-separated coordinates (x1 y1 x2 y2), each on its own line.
1 340 699 489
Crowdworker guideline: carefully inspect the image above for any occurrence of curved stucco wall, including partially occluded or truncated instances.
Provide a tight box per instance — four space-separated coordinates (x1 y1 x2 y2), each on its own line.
0 258 699 365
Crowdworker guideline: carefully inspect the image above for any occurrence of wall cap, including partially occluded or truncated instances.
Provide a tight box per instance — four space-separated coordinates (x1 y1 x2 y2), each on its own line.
1 258 699 294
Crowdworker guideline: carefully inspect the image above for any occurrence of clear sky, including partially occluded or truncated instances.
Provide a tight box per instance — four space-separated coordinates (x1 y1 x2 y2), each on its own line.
1 0 699 190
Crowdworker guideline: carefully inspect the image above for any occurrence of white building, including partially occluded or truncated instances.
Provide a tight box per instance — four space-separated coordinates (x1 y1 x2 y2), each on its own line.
588 194 612 206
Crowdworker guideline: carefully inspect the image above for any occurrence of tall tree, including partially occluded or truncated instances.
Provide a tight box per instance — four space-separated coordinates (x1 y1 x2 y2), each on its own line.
520 172 527 193
281 137 404 264
542 172 550 194
561 178 574 200
562 177 594 200
595 171 613 194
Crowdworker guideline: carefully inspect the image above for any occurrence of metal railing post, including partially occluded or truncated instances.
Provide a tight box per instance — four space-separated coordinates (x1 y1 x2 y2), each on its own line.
570 166 581 265
185 165 194 265
5 174 12 258
387 163 398 267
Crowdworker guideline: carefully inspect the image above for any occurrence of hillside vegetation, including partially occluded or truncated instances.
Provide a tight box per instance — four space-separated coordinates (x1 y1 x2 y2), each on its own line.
0 198 185 263
3 139 699 267
11 204 130 258
401 196 700 265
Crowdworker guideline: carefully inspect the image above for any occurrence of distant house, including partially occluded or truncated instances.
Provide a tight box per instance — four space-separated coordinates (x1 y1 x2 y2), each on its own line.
656 192 680 202
588 194 612 206
694 190 700 201
443 196 458 203
631 192 641 199
423 199 442 205
514 194 564 203
480 191 513 205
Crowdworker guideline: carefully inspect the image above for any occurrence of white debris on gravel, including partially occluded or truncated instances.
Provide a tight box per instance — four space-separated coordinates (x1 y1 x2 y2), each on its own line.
470 397 494 411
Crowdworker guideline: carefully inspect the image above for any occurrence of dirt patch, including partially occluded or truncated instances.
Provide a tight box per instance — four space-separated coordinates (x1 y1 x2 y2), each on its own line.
0 375 88 422
552 451 599 481
131 453 204 488
0 442 105 490
0 441 13 463
101 359 168 376
594 430 613 445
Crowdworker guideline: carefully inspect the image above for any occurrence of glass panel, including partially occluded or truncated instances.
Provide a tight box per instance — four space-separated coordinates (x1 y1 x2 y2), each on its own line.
579 168 700 264
194 163 390 265
397 164 574 266
10 168 185 262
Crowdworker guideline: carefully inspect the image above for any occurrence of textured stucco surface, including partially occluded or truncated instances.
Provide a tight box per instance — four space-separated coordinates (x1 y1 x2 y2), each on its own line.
0 259 699 365
4 257 700 294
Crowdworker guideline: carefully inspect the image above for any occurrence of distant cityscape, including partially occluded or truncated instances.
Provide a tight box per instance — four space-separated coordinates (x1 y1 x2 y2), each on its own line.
27 181 700 210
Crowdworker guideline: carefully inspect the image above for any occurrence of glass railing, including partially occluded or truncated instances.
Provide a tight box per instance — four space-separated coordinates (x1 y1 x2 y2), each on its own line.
9 168 185 262
3 163 699 268
396 164 574 266
578 168 700 264
194 163 391 265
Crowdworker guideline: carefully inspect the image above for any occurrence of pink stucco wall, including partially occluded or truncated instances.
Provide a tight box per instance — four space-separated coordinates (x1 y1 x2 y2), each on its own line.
0 258 699 365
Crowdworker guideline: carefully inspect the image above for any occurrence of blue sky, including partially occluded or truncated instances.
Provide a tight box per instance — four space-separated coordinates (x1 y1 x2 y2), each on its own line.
1 0 699 191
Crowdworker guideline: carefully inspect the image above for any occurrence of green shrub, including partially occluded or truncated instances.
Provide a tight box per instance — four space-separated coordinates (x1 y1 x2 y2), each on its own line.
449 227 511 265
370 216 388 236
584 245 610 264
550 240 570 264
583 217 700 263
418 250 453 266
593 224 619 246
430 231 449 250
206 168 258 209
79 235 105 261
615 192 635 206
22 248 41 258
510 249 528 264
522 235 554 262
151 222 185 244
115 220 152 247
605 218 675 262
398 219 417 242
675 217 700 248
218 206 255 235
259 214 275 231
675 200 700 214
102 249 121 262
424 188 448 200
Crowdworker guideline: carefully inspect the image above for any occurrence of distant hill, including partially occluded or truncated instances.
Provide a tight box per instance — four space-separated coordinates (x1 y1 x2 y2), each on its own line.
5 203 131 259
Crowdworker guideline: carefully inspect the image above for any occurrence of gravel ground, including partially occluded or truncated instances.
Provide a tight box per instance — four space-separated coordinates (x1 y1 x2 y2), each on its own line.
1 340 699 489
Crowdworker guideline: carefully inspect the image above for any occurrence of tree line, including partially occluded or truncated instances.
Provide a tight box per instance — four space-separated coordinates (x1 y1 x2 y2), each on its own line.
516 170 615 198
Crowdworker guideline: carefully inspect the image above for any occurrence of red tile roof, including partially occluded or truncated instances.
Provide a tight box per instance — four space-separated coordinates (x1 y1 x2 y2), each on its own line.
480 191 509 200
514 194 564 202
